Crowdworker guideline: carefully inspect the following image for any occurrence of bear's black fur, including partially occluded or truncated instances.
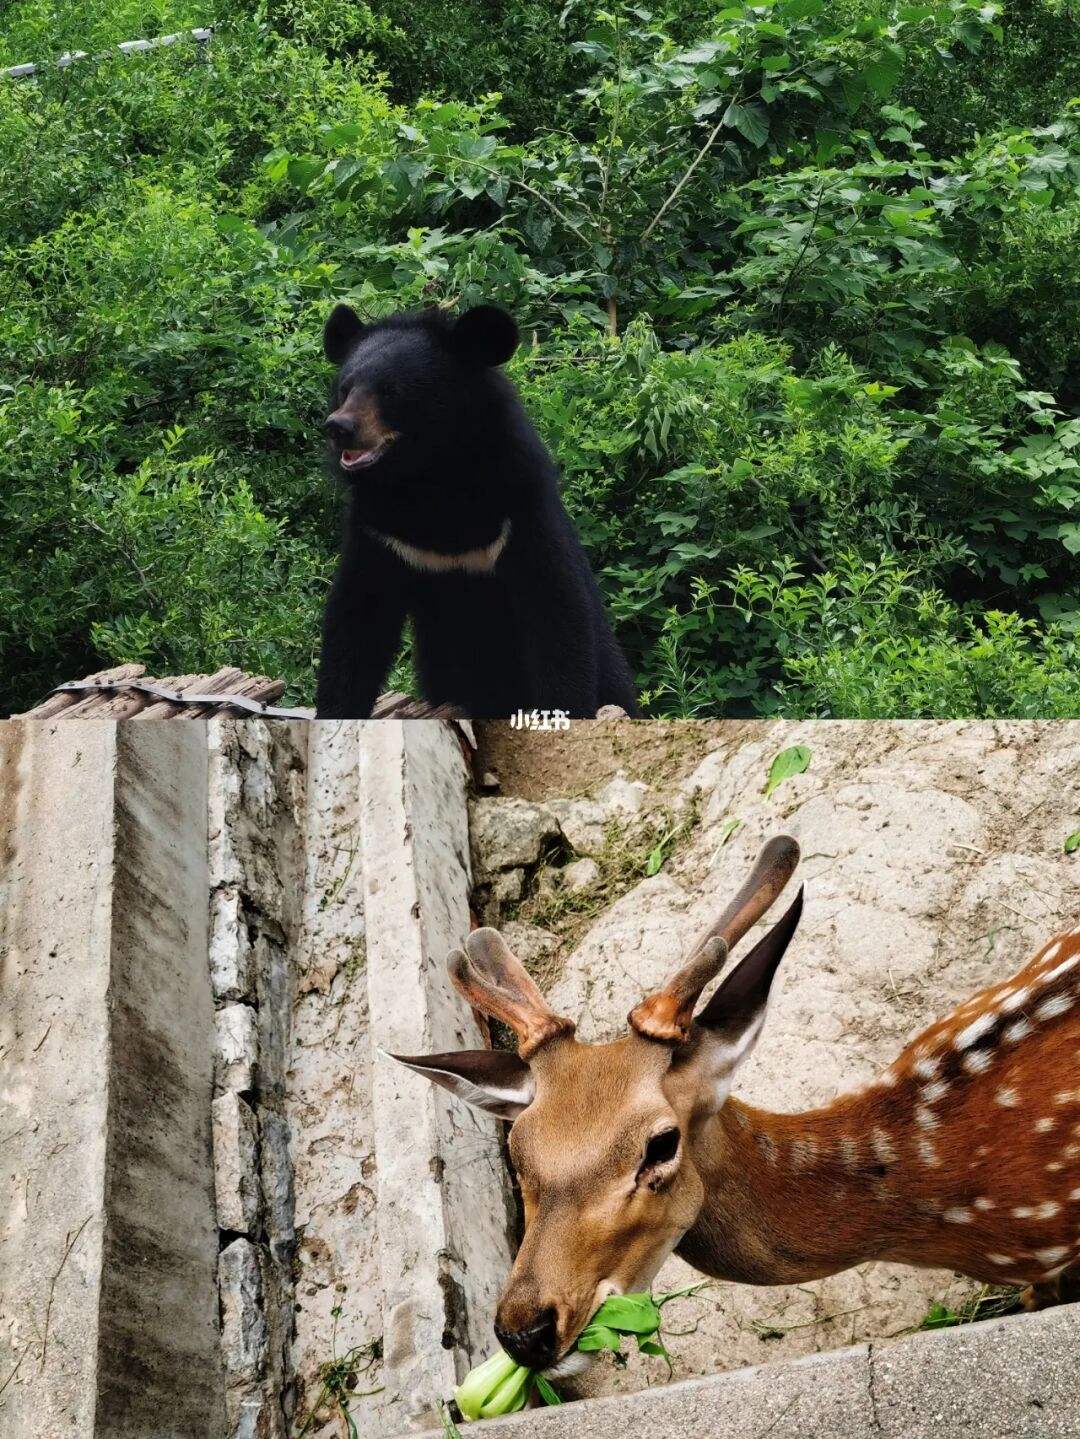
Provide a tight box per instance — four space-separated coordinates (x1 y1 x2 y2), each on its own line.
315 303 639 719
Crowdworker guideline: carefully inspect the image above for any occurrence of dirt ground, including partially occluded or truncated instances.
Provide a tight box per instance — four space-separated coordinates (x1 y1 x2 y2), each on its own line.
473 719 724 800
466 718 1080 1400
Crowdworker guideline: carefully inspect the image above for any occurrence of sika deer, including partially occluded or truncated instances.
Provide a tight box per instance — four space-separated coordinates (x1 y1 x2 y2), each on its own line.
391 836 1080 1372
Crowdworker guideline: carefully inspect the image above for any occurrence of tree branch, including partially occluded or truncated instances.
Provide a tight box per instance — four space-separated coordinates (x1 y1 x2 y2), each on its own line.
640 113 729 243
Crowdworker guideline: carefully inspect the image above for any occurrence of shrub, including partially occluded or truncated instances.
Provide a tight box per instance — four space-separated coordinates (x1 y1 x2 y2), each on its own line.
728 555 1080 719
1 2 1077 717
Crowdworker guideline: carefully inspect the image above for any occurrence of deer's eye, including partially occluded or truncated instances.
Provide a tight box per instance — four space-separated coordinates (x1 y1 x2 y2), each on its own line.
639 1127 680 1178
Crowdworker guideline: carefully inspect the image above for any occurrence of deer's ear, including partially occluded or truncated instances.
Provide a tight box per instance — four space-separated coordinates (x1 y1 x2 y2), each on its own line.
384 1048 535 1121
688 888 803 1112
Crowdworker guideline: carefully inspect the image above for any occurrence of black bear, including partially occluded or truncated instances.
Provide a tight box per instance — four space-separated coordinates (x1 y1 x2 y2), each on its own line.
315 302 639 719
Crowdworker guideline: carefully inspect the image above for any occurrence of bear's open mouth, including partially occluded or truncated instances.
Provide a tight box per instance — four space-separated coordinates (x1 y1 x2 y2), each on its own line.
339 438 393 472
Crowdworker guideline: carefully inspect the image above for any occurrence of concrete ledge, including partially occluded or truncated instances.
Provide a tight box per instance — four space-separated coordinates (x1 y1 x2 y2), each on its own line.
413 1302 1080 1438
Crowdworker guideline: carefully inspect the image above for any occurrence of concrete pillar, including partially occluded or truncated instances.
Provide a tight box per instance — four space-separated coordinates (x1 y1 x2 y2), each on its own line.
0 721 224 1437
362 722 517 1431
288 721 385 1432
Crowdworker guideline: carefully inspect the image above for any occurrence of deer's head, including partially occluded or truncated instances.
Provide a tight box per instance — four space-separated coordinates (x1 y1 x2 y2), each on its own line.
390 836 803 1371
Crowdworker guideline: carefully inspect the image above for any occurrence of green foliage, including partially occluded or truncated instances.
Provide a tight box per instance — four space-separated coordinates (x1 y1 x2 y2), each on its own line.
0 0 207 66
730 554 1080 717
1 0 1078 715
917 1286 1018 1330
899 0 1080 151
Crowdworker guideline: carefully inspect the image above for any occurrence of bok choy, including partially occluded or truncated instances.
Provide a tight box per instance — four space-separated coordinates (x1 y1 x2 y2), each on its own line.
454 1288 699 1421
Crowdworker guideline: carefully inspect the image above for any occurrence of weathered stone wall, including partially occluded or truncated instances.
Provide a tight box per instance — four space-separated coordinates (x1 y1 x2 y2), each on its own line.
468 720 1080 1400
288 721 385 1432
207 719 307 1437
362 723 517 1431
2 717 517 1438
0 722 224 1437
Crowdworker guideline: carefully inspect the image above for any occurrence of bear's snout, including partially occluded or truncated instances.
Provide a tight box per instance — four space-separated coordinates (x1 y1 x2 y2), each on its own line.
325 413 357 446
325 392 399 474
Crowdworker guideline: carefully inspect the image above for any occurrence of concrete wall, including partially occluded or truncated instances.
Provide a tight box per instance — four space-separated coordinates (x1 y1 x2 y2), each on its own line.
363 722 517 1431
288 721 383 1432
0 722 224 1436
1 717 517 1438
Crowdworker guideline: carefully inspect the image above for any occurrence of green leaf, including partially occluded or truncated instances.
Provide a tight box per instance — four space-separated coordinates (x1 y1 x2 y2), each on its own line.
577 1324 624 1352
321 122 365 147
717 817 742 846
676 42 725 63
1065 831 1080 855
764 745 811 797
637 1337 670 1356
533 1374 563 1406
458 135 497 161
920 1301 957 1330
590 1293 663 1334
865 56 900 97
286 157 326 191
215 214 253 236
645 827 678 876
723 101 770 147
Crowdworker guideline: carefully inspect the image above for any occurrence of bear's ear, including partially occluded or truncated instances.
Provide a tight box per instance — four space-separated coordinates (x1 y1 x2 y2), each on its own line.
324 303 367 365
448 305 519 367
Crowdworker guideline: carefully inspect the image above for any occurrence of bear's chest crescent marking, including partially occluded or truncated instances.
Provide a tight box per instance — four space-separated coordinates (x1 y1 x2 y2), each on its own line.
366 520 512 575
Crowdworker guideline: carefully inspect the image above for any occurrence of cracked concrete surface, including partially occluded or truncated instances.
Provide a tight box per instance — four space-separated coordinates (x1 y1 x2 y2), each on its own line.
471 720 1080 1400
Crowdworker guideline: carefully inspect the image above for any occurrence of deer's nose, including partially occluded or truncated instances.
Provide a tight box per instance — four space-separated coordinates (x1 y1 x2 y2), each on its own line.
494 1307 558 1369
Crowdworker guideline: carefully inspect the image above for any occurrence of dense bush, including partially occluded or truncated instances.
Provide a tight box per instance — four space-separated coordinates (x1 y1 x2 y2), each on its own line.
0 1 1077 715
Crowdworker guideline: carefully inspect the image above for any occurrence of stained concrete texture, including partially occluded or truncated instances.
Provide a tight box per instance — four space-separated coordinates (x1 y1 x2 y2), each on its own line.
472 720 1080 1400
364 722 517 1431
208 718 305 1439
287 723 517 1436
410 1300 1080 1439
287 721 387 1432
0 722 224 1437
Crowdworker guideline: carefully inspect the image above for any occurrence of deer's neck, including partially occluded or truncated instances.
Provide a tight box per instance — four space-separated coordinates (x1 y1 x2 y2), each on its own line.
680 1089 942 1286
